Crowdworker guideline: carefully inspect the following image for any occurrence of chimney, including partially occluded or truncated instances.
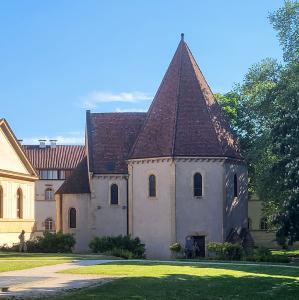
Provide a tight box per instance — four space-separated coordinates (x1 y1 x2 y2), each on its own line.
50 139 57 149
18 139 23 145
38 139 46 148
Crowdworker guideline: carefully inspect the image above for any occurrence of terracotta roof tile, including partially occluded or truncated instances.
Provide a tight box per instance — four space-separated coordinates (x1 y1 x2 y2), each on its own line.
130 38 242 160
87 112 146 174
23 145 86 170
56 157 90 194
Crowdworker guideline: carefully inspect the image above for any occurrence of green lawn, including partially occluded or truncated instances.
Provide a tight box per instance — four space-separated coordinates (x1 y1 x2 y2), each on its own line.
271 249 299 256
0 252 117 272
53 261 299 300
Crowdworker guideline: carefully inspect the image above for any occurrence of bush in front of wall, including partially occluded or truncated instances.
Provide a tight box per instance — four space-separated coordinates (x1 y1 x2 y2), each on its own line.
26 231 76 253
89 235 145 259
207 242 243 260
0 232 76 253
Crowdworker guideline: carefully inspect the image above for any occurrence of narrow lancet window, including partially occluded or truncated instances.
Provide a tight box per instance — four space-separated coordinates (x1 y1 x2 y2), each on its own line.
149 175 156 197
193 173 203 197
110 184 119 205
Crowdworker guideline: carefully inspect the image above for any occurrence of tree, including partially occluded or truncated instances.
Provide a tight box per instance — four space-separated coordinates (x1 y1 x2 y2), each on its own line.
269 0 299 63
216 1 299 245
270 61 299 246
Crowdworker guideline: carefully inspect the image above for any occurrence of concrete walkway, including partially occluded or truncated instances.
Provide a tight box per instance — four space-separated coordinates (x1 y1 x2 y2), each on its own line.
0 259 116 299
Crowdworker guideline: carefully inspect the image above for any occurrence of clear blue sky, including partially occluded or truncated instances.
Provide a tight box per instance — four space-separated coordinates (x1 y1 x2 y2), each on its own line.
0 0 284 144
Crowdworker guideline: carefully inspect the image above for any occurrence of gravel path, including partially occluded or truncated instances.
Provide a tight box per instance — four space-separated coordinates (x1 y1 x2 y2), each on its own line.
0 259 116 299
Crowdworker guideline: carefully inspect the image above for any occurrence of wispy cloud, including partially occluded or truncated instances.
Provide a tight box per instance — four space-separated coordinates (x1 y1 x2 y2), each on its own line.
81 91 152 109
22 131 84 145
115 107 147 113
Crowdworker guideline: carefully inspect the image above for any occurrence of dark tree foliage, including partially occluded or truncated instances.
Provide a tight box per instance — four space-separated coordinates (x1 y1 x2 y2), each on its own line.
216 1 299 246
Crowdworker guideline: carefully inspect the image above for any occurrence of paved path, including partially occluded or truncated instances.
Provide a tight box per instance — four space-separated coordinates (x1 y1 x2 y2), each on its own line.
0 259 116 299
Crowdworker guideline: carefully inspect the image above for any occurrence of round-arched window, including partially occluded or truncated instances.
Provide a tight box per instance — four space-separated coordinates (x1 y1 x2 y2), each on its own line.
69 207 76 229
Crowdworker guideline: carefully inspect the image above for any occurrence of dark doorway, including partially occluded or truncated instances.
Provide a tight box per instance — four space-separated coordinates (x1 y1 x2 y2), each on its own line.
192 236 205 257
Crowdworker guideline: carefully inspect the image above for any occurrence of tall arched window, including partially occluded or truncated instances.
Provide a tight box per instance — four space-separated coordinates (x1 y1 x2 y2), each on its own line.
149 175 156 197
233 174 238 198
45 218 53 231
0 186 3 219
193 173 203 197
69 207 76 228
45 188 54 200
260 218 268 231
17 188 23 219
110 184 119 205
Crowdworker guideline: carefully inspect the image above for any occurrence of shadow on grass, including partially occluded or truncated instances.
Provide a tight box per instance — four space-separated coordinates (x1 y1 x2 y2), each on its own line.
110 261 299 278
49 273 299 300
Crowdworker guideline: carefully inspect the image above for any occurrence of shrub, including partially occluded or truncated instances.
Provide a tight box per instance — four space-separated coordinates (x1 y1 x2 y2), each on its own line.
208 242 243 260
104 248 135 259
0 232 75 253
25 231 75 253
170 242 182 253
89 235 145 258
0 243 19 252
245 247 290 263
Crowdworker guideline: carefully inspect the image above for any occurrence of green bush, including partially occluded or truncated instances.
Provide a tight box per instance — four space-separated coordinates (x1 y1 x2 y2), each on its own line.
170 242 182 253
245 247 290 263
0 232 75 253
89 235 145 258
25 231 75 253
208 242 243 260
104 248 135 259
0 243 19 252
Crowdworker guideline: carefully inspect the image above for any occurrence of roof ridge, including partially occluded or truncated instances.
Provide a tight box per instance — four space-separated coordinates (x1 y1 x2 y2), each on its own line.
184 43 226 156
171 40 184 156
128 47 180 159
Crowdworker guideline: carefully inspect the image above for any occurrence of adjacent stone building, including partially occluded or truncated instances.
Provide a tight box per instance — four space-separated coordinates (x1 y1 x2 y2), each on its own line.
56 35 248 258
0 119 38 245
23 143 85 236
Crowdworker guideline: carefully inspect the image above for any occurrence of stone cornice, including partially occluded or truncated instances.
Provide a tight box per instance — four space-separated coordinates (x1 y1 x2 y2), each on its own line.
93 174 128 180
0 169 38 182
127 156 245 165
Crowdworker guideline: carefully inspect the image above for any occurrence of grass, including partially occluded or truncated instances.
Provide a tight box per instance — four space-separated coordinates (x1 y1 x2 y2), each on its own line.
52 261 299 300
0 252 118 272
0 260 71 272
271 249 299 256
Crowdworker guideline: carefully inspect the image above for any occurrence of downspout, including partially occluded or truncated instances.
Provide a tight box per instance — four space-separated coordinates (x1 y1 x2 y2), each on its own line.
126 177 129 235
60 194 63 232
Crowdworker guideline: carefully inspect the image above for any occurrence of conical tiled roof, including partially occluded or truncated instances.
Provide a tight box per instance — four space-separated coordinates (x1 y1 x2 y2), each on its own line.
130 35 242 160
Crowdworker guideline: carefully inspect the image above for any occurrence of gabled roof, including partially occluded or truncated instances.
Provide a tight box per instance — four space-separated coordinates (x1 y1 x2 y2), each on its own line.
130 35 242 160
0 118 38 180
23 145 85 170
56 157 90 194
87 111 146 174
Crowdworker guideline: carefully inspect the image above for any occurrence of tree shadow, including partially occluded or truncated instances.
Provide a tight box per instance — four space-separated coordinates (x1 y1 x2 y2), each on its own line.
105 260 299 278
49 273 299 300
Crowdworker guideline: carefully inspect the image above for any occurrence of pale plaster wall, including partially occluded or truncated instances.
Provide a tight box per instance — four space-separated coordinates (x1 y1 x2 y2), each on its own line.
0 129 28 174
248 200 263 230
90 176 128 238
33 180 64 235
248 200 281 248
175 160 224 250
61 193 91 252
223 162 248 239
129 160 175 259
0 177 35 245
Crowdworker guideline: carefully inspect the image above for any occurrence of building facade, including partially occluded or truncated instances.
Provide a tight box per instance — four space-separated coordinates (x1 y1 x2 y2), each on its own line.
56 35 248 258
0 119 38 245
23 143 85 236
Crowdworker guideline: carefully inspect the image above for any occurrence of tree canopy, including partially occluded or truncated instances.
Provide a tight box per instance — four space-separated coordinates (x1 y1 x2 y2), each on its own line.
216 0 299 246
